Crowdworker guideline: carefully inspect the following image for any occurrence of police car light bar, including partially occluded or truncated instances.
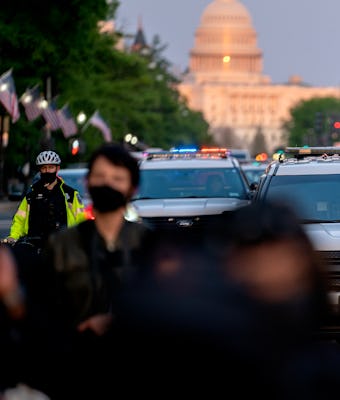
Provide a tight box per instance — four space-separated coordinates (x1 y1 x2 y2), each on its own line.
200 147 227 153
170 146 198 153
146 149 228 160
286 146 340 155
200 147 228 158
286 146 340 157
200 147 227 155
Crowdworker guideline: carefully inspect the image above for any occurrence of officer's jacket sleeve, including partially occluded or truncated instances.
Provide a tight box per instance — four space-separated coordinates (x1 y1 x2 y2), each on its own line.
9 197 29 239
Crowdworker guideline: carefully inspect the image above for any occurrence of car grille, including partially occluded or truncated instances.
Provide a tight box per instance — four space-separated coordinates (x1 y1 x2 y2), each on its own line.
318 251 340 266
141 215 221 230
317 251 340 272
317 251 340 289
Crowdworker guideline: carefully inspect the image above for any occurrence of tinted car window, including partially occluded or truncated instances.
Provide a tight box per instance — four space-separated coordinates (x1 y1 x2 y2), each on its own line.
242 166 267 184
264 174 340 221
134 167 248 200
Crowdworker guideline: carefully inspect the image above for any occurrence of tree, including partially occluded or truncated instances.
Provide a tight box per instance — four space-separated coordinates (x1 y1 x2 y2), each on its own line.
0 0 210 187
250 126 268 157
0 0 113 170
284 97 340 147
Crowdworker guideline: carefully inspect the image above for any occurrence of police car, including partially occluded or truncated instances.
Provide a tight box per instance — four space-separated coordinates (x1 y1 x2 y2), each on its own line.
127 147 252 230
253 146 340 329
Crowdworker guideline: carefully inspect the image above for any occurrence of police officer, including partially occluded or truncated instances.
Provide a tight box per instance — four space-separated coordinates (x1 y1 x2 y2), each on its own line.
6 150 86 246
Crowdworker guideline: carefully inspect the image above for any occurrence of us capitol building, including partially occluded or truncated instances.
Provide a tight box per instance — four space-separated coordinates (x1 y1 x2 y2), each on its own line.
177 0 340 153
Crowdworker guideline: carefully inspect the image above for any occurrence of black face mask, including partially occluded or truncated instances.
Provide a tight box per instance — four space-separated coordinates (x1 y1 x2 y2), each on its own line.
40 172 57 185
89 185 127 213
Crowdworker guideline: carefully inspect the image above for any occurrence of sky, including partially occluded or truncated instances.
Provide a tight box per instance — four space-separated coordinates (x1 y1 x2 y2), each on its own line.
116 0 340 87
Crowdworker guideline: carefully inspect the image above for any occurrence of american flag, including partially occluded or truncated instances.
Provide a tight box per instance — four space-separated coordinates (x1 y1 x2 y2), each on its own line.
88 110 112 142
58 104 78 138
20 84 43 121
41 97 60 131
0 69 20 123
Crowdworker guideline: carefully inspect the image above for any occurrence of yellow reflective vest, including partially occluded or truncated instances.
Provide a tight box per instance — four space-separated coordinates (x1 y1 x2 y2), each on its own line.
9 178 86 240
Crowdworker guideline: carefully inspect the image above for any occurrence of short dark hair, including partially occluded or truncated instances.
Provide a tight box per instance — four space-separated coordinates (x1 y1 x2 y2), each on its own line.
220 200 309 245
87 143 140 187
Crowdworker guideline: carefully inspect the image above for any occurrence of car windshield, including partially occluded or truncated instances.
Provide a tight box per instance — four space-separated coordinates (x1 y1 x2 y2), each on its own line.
62 175 86 194
133 167 248 200
243 167 266 184
264 174 340 222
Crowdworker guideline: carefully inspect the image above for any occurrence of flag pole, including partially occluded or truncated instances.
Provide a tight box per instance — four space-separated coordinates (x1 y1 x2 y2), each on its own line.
81 110 95 133
45 77 52 141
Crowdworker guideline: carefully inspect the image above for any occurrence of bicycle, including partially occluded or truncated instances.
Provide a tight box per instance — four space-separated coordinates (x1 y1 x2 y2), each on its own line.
1 236 44 283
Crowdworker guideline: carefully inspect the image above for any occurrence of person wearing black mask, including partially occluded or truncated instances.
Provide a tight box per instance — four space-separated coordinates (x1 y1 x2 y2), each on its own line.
6 150 86 247
4 150 86 282
37 143 153 399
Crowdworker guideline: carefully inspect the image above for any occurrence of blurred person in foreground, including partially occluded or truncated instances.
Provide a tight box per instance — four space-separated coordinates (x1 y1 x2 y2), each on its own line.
115 201 340 398
0 243 51 398
0 244 27 394
207 200 340 398
39 143 153 399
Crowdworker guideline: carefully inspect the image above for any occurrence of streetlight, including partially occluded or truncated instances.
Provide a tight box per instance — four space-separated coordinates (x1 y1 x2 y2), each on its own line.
77 111 86 124
130 136 138 146
39 99 48 109
124 133 133 143
124 133 138 146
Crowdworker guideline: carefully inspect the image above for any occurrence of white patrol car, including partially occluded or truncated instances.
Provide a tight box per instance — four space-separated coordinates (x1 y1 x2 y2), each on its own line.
127 148 252 230
253 146 340 329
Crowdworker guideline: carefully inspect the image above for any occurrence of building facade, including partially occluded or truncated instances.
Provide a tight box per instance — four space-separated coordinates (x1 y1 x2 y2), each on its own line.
177 0 340 154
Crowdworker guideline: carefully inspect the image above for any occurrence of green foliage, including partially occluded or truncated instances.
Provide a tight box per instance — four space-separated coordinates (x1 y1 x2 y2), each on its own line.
285 97 340 147
0 0 210 189
250 126 268 157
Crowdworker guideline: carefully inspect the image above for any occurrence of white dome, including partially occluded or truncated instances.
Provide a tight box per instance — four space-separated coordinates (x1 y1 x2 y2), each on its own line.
200 0 252 29
188 0 265 84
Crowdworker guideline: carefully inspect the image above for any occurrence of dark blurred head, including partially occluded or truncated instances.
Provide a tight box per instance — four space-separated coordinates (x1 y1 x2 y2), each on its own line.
225 200 307 245
213 201 328 305
86 143 141 213
87 143 140 188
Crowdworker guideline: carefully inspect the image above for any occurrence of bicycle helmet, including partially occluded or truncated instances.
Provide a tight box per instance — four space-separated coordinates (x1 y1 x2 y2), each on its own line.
36 150 61 166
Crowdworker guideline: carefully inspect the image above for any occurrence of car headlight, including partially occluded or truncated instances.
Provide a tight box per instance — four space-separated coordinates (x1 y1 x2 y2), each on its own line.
124 202 142 223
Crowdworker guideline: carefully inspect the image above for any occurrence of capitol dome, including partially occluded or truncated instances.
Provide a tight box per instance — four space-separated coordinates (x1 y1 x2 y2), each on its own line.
178 0 339 155
201 0 251 29
189 0 266 84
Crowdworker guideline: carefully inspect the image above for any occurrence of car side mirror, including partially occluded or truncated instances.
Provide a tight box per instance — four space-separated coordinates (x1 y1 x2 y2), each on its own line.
249 182 258 191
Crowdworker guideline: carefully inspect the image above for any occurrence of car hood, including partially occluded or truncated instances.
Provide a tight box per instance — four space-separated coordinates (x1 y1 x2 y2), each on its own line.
131 198 250 217
303 223 340 251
